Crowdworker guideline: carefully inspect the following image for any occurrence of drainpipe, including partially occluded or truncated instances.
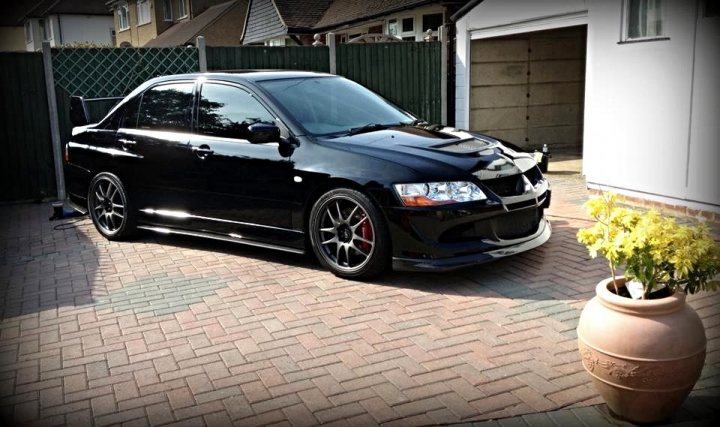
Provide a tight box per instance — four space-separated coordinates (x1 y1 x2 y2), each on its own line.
448 0 485 128
57 15 63 44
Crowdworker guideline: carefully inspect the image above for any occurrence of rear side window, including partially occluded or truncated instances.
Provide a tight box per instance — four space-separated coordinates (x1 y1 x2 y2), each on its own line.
197 83 275 139
137 82 194 132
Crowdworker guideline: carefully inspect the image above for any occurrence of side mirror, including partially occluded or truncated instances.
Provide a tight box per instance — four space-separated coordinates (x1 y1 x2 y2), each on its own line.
247 123 280 144
69 96 89 126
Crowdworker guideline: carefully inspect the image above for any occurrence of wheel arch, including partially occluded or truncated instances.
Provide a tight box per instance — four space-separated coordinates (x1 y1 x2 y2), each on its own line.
302 178 390 234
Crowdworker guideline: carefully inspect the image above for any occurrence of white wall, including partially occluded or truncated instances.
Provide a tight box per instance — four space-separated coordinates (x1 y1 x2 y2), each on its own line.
584 0 700 206
456 0 720 212
24 15 113 50
58 15 114 46
686 9 720 207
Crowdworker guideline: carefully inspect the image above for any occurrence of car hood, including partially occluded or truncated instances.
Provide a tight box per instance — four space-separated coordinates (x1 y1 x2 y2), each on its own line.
317 126 538 180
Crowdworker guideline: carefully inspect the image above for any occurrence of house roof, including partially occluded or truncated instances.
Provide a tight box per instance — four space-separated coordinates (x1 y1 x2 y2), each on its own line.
25 0 112 18
274 0 333 30
145 0 239 47
313 0 434 30
0 1 34 26
242 0 467 44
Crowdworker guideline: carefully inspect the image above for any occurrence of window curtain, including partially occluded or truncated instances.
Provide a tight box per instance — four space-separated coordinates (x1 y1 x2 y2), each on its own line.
628 0 663 39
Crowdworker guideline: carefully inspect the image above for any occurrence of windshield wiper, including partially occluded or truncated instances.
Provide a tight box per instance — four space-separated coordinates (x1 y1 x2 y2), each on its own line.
345 123 390 136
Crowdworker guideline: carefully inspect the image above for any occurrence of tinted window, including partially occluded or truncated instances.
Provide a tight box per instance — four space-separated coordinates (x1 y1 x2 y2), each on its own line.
197 83 275 139
258 77 413 136
137 83 194 132
118 96 141 129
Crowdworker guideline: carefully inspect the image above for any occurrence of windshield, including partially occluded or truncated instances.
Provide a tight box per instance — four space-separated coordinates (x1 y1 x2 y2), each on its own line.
258 77 415 136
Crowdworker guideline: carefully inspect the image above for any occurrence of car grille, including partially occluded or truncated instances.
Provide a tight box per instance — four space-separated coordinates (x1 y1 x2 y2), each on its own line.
439 207 542 243
493 208 541 240
481 166 543 197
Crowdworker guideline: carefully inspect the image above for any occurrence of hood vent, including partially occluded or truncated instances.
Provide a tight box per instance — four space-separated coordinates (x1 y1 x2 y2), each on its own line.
481 166 544 197
433 138 492 154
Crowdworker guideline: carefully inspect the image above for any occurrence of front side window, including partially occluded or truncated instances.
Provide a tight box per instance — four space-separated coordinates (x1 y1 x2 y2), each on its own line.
137 83 194 132
624 0 664 40
258 77 413 137
137 0 151 25
197 83 275 139
117 2 130 30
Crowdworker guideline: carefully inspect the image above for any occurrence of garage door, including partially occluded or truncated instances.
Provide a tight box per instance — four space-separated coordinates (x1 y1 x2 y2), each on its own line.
469 26 586 152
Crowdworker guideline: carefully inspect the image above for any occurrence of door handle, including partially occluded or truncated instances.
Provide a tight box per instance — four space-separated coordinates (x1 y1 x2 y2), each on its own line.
119 138 136 146
192 145 214 156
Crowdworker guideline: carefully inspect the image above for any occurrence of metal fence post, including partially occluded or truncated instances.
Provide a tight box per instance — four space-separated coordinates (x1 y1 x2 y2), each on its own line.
326 32 336 74
197 36 207 72
439 25 448 126
42 41 65 201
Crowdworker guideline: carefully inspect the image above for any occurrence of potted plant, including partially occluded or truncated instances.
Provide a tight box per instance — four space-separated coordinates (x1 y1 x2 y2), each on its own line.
576 193 720 423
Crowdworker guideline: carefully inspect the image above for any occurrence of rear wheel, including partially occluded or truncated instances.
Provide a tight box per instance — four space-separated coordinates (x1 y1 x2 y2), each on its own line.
309 188 390 278
87 172 136 240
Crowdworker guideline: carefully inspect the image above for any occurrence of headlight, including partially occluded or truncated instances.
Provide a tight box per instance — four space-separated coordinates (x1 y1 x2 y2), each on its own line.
394 182 487 206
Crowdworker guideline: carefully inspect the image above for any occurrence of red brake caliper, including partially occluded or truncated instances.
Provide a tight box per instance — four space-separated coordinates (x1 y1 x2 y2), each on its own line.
359 215 372 253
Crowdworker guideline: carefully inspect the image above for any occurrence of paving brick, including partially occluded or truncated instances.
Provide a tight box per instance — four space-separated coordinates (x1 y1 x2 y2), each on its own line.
167 388 195 410
91 394 117 417
1 175 717 426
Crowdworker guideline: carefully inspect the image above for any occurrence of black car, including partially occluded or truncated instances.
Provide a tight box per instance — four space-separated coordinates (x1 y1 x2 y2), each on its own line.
65 71 551 278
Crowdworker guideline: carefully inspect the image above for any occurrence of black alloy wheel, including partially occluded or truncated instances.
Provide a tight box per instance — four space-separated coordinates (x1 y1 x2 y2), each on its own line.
309 188 390 278
87 172 136 240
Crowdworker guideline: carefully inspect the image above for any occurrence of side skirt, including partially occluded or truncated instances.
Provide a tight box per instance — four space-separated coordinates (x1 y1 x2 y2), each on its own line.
137 225 306 255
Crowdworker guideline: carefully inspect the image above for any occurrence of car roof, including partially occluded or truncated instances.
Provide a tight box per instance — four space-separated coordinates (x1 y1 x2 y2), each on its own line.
151 70 334 84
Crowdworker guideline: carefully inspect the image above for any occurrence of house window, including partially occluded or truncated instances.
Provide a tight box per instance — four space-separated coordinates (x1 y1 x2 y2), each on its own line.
163 0 173 21
44 20 53 40
117 2 130 30
39 19 47 41
624 0 664 40
137 0 151 25
177 0 188 19
401 17 414 33
387 19 398 36
422 13 443 32
25 22 33 43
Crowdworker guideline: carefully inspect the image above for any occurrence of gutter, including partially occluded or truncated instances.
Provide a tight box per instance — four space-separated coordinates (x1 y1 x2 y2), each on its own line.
448 0 484 23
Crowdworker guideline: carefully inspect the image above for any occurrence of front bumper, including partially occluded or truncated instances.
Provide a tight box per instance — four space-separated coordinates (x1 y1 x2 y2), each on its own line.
392 217 551 271
386 180 551 272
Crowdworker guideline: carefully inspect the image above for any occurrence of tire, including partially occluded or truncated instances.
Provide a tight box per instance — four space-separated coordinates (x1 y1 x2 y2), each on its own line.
87 172 137 240
309 188 390 279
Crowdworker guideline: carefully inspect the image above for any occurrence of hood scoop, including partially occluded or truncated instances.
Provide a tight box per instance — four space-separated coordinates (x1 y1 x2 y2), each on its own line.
431 138 494 154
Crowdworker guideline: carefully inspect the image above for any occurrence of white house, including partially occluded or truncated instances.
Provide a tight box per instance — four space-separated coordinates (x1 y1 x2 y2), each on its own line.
454 0 719 214
22 0 114 51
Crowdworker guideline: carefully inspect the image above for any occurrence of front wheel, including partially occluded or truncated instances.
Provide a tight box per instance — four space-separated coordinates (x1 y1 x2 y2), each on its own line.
309 188 390 279
87 172 136 240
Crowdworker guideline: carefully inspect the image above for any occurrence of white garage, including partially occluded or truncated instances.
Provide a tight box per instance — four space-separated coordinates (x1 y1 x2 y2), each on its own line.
454 0 720 214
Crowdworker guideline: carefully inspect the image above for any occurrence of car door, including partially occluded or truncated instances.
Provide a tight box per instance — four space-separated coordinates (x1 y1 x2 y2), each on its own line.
188 81 297 245
115 81 198 216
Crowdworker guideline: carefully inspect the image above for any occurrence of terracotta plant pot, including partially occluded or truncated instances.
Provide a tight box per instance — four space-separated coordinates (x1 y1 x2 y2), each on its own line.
577 277 706 423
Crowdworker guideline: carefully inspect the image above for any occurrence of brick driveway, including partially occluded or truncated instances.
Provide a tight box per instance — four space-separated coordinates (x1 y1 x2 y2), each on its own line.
1 171 718 426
